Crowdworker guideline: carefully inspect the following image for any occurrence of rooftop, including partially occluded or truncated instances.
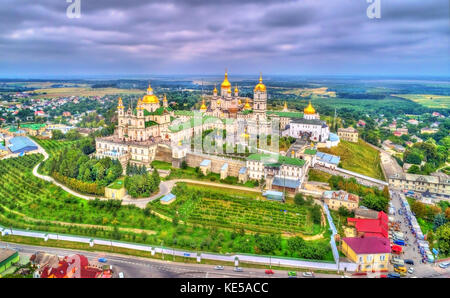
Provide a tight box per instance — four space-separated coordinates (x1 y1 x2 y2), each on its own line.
247 153 306 167
343 237 390 254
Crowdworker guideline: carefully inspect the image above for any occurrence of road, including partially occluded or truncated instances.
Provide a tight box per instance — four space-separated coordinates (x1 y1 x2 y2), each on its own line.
389 190 449 278
0 242 343 278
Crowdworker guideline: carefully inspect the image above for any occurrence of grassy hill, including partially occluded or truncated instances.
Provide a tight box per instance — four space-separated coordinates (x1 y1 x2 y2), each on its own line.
319 139 385 181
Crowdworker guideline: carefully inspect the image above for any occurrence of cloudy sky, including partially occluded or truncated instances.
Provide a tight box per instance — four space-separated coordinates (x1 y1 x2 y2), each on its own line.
0 0 448 77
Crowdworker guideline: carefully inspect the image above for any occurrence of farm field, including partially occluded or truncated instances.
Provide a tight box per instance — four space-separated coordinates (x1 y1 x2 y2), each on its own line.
31 137 83 155
319 139 385 181
391 94 450 109
28 87 144 99
151 183 324 236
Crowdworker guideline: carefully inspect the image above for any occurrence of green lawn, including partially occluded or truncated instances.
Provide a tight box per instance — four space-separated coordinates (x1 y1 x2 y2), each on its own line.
319 139 385 180
151 160 172 170
308 169 332 183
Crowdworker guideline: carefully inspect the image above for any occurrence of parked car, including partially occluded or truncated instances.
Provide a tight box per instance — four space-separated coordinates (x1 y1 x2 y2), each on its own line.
214 266 224 270
394 265 407 273
439 262 449 269
302 272 314 277
118 272 124 278
404 259 414 265
387 273 401 278
407 267 414 274
394 239 405 246
288 271 297 278
98 258 107 263
234 267 243 272
391 257 405 266
379 274 387 278
265 269 274 275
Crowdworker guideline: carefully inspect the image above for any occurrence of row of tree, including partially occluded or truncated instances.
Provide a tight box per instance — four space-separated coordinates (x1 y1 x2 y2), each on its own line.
124 169 160 198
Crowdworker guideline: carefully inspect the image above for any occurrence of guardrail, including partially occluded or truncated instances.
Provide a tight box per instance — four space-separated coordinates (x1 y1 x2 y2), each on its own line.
0 224 356 272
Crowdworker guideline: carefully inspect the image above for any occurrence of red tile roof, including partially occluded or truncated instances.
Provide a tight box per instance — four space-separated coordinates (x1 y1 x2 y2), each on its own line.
347 211 388 238
343 237 391 254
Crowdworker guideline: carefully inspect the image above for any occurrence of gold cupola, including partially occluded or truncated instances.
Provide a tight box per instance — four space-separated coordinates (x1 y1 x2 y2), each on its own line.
142 83 160 104
213 84 218 94
304 101 316 115
234 85 239 93
221 70 231 89
254 73 266 92
200 99 207 111
136 98 144 110
244 98 252 110
117 97 124 109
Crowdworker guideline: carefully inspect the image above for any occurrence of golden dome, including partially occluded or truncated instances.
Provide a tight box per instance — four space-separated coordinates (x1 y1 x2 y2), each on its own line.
238 99 242 105
142 94 159 104
234 85 239 93
217 99 221 105
221 70 231 89
244 98 251 110
227 89 231 94
254 73 266 92
117 97 124 109
200 99 207 111
163 94 167 102
142 83 159 104
304 101 316 115
136 98 144 110
213 84 218 94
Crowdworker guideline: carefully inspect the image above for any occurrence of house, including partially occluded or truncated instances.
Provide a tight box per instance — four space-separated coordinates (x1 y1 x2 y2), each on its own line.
62 112 72 117
105 179 126 200
407 119 419 125
238 167 248 184
354 207 380 219
323 190 359 211
341 236 391 272
8 136 38 154
393 128 408 136
337 127 358 143
0 143 8 157
357 120 366 127
347 211 389 238
389 173 450 196
315 151 340 169
421 127 438 134
0 249 19 274
39 254 105 278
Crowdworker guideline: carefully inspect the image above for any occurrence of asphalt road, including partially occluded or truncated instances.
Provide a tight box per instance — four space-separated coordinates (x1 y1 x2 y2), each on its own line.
0 242 344 278
389 190 449 278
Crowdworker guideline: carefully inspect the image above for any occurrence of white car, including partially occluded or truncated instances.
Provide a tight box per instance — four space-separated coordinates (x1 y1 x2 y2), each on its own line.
234 267 243 272
118 272 124 278
407 267 414 274
439 262 449 269
302 272 314 277
214 265 224 270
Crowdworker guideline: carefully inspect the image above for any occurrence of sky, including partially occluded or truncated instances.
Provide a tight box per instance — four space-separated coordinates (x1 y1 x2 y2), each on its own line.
0 0 449 78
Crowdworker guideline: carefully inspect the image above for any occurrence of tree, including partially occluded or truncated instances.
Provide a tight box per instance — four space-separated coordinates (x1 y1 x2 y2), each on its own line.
152 168 160 187
181 160 187 169
435 223 450 255
338 206 351 217
294 193 305 206
51 130 64 140
433 213 447 231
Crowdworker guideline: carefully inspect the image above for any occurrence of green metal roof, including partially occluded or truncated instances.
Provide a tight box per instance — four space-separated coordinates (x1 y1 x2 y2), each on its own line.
267 111 304 118
304 149 317 155
247 153 306 167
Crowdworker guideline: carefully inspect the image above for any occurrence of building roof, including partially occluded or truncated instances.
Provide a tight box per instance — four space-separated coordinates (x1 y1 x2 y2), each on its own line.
316 151 340 165
262 190 284 201
323 190 359 203
343 237 391 254
0 249 17 264
0 144 6 151
239 167 247 174
272 177 300 189
347 211 388 238
8 136 38 153
354 207 379 219
266 111 304 118
200 159 211 167
21 123 46 130
161 193 176 202
304 149 317 155
221 163 228 171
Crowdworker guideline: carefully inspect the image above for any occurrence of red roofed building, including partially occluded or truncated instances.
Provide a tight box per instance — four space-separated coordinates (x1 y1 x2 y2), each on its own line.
39 254 105 278
342 236 391 272
347 211 388 238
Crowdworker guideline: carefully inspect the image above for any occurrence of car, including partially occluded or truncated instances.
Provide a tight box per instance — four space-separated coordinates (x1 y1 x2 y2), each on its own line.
98 258 107 263
404 259 414 265
118 272 124 278
341 275 351 278
391 257 405 266
302 272 314 277
265 269 274 275
214 265 224 270
407 267 414 274
379 274 387 278
394 265 407 273
439 262 450 269
288 271 297 277
234 267 243 272
387 273 401 278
